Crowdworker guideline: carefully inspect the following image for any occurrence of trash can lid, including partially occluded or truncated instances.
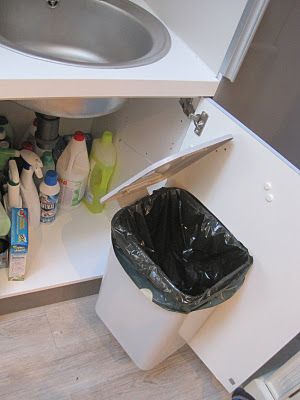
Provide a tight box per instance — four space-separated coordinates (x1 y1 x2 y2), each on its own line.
100 134 232 205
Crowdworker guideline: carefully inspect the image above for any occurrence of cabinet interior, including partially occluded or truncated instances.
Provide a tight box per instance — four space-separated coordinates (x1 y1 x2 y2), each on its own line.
1 97 299 392
0 98 192 299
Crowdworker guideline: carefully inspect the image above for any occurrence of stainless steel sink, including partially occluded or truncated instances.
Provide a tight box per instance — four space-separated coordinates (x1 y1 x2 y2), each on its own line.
14 97 126 119
0 0 171 118
0 0 171 68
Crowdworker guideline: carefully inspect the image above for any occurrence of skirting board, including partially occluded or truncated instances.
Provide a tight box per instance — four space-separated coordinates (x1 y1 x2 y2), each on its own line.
0 279 101 315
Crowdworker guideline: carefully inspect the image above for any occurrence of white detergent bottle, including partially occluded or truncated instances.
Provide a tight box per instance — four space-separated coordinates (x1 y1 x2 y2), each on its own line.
39 170 60 224
0 195 11 237
56 131 89 210
20 150 43 228
7 159 22 210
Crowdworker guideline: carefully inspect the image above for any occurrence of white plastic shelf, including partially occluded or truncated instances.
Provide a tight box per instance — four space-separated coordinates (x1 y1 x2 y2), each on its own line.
0 205 111 299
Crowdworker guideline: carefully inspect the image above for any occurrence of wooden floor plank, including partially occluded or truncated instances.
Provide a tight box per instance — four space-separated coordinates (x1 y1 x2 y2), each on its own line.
45 295 109 348
0 295 229 400
71 346 228 400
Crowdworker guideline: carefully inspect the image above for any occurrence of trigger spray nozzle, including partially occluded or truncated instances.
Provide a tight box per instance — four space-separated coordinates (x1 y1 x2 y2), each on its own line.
20 149 43 178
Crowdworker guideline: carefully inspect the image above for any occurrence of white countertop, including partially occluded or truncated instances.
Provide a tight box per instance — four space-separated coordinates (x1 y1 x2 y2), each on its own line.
0 0 219 100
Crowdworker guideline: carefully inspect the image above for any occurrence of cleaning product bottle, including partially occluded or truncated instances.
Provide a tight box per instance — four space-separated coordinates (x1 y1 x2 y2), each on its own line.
39 170 60 224
5 159 22 210
25 118 37 144
0 127 11 149
0 149 20 171
56 132 89 210
84 131 117 213
0 149 20 197
20 150 43 228
41 151 55 176
18 118 37 149
0 116 14 146
0 238 9 268
0 193 11 237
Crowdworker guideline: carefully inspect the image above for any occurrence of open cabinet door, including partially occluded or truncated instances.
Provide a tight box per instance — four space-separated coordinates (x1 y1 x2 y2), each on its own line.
173 99 300 392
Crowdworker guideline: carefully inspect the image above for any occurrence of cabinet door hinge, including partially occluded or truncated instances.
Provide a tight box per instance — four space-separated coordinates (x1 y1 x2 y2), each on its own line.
179 98 208 136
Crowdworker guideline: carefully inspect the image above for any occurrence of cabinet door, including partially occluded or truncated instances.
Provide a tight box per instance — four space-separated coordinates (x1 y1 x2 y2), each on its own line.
173 98 300 392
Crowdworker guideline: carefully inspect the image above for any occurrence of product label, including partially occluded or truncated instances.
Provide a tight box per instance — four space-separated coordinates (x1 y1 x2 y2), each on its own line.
84 159 96 205
58 178 84 208
40 192 59 223
84 190 94 204
10 208 28 254
8 254 26 281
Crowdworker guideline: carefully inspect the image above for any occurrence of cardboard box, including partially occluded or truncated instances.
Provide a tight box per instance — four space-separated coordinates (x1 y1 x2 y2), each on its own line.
8 208 29 281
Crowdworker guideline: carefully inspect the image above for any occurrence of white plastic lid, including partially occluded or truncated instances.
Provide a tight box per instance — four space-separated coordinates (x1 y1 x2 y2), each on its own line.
101 134 233 204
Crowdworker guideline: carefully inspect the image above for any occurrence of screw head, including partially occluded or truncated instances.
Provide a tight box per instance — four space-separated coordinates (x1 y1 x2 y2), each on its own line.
264 182 272 191
265 193 274 203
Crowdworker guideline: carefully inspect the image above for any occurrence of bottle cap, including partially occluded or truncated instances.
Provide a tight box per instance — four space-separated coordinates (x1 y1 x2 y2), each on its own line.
0 116 8 126
0 141 9 149
102 131 113 144
41 151 53 166
44 170 58 186
0 127 6 140
74 132 85 142
21 141 34 151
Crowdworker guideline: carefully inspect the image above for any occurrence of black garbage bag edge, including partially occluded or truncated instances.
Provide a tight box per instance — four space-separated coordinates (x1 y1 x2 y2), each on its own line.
111 187 253 313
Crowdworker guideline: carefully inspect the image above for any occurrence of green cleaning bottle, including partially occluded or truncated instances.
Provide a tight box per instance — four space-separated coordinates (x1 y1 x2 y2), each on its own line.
0 148 20 171
84 131 116 213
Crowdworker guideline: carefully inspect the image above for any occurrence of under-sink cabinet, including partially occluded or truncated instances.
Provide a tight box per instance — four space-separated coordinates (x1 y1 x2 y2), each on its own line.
0 97 299 392
0 0 298 393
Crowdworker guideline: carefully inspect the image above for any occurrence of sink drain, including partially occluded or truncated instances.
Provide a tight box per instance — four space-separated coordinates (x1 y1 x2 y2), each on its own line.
47 0 59 8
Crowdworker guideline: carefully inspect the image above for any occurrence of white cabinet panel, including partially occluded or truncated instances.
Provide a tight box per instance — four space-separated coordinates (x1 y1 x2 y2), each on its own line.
0 0 262 98
173 99 300 391
145 0 247 74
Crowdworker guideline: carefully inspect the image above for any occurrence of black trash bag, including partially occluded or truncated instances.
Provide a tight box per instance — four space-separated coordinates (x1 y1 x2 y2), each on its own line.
112 187 253 313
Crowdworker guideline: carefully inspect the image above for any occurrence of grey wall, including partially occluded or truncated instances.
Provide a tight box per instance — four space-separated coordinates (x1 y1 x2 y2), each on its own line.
215 0 300 169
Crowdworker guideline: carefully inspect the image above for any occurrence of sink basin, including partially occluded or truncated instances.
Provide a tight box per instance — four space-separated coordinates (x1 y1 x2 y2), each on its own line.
1 0 171 118
0 0 171 68
14 97 126 119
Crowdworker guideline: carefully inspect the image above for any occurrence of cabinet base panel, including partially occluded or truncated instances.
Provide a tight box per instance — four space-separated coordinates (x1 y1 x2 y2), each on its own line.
0 278 101 315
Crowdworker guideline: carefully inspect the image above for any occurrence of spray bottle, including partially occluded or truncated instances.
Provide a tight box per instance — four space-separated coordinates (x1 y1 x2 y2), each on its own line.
0 149 20 199
20 150 43 228
3 159 22 212
0 116 14 145
0 193 10 237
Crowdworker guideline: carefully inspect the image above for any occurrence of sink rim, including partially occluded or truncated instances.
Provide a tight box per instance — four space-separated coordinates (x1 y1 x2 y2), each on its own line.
0 0 171 69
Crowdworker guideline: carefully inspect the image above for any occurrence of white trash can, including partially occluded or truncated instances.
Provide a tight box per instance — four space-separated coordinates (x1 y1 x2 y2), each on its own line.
96 248 214 369
96 137 253 370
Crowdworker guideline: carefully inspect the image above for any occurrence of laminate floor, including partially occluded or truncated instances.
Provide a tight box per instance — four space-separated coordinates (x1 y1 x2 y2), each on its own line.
0 295 229 400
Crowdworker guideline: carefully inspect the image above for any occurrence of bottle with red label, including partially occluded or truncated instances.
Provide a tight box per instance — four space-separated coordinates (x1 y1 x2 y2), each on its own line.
56 132 90 210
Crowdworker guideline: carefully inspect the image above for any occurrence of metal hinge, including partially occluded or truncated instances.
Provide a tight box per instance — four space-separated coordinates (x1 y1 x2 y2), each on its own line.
179 98 209 136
